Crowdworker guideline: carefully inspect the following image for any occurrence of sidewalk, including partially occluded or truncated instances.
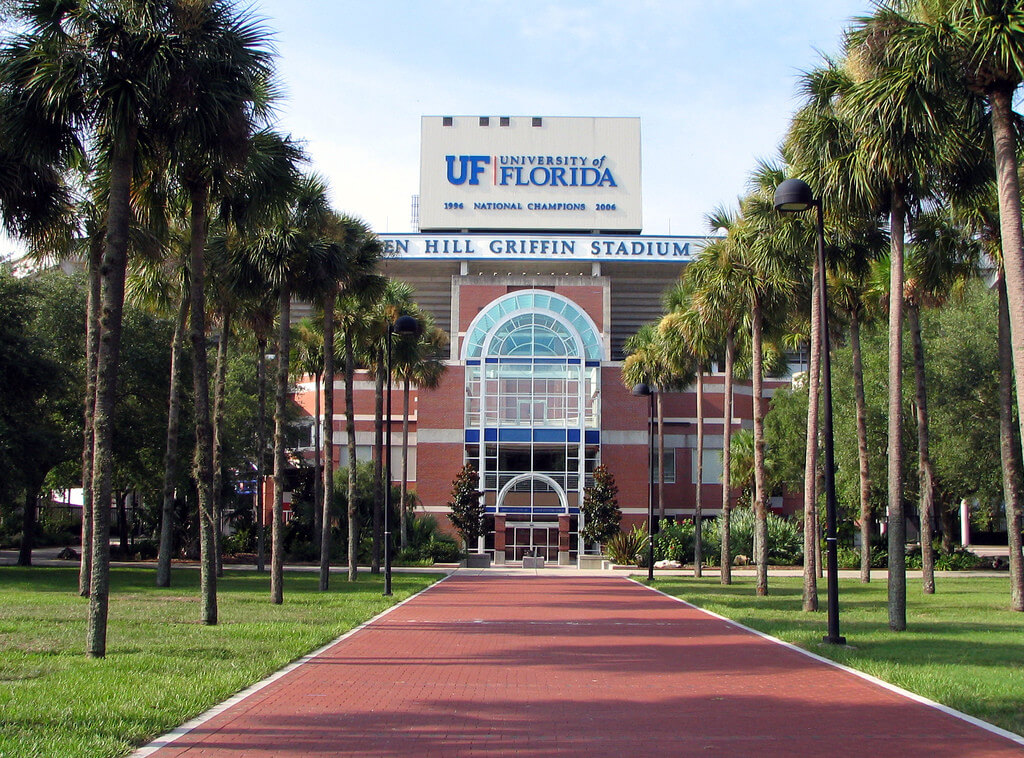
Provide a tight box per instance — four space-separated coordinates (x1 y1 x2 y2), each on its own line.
133 572 1024 758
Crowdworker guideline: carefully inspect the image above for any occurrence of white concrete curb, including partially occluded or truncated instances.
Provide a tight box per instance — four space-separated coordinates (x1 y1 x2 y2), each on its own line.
634 578 1024 749
128 574 452 757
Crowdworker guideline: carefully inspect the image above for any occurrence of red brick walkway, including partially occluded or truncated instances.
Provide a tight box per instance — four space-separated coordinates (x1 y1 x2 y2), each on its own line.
138 574 1024 757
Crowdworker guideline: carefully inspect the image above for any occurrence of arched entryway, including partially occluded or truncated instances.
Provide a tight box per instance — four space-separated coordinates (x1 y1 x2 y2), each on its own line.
493 473 575 564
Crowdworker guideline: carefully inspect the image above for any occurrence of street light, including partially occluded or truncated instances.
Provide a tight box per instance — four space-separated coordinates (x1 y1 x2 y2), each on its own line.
774 177 846 645
384 314 421 596
631 382 656 582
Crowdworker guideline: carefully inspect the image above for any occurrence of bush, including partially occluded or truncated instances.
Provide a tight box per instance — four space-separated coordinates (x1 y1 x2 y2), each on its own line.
606 524 647 565
836 545 888 569
935 548 985 571
719 508 803 565
222 527 254 555
654 519 695 563
426 537 462 563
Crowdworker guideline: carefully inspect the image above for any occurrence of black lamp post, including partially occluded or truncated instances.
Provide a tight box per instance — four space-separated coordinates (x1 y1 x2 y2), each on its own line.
384 314 421 596
631 382 656 582
774 178 845 645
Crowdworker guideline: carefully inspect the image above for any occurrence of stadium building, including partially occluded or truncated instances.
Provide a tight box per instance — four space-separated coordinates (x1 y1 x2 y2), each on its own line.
287 116 796 566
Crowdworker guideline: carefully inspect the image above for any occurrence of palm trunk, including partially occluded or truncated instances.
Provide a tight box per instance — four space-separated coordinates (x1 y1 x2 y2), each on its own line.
990 90 1024 613
87 128 137 658
319 291 336 591
887 189 907 632
997 270 1024 611
255 336 267 573
656 391 665 523
79 241 101 597
400 376 411 549
17 482 40 566
372 357 384 574
814 466 823 579
751 298 769 596
851 312 872 583
908 303 935 594
271 281 291 604
720 329 735 585
116 490 128 552
803 253 822 611
345 330 359 581
311 370 322 552
212 308 231 578
694 367 704 577
188 182 217 625
157 287 188 587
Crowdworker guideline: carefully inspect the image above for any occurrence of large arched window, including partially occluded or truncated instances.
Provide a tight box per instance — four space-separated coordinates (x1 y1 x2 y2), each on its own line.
462 290 602 362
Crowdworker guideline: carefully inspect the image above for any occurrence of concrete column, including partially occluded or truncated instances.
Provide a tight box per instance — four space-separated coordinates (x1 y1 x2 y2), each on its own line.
494 515 506 565
558 514 571 566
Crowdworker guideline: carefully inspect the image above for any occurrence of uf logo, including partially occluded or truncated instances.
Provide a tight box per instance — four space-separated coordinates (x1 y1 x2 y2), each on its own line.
446 155 490 185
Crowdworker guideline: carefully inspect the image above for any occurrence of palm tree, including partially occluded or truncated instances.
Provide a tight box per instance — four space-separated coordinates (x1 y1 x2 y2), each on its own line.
247 174 335 604
661 281 714 577
392 313 448 548
686 219 748 585
951 180 1024 611
623 323 694 526
905 210 979 592
335 276 386 581
124 237 191 589
316 214 382 590
364 280 417 573
892 1 1024 521
0 0 245 655
291 316 324 546
844 7 960 630
725 163 802 597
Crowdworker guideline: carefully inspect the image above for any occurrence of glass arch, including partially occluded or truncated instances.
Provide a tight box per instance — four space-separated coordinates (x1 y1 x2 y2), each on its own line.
463 290 602 360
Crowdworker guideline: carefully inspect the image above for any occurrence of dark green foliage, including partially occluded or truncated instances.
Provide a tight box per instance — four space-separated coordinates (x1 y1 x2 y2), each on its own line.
653 519 695 562
447 463 484 553
580 464 621 547
605 524 647 565
613 510 802 567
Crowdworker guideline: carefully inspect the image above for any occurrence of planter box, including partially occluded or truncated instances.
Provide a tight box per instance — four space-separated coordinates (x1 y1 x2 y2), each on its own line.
463 553 492 568
577 554 607 569
522 556 545 568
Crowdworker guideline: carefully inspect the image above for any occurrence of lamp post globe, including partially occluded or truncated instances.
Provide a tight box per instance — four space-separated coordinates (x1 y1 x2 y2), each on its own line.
773 178 815 213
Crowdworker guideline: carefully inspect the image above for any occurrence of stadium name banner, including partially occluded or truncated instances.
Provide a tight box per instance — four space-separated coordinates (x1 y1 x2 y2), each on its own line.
380 234 703 262
419 116 642 233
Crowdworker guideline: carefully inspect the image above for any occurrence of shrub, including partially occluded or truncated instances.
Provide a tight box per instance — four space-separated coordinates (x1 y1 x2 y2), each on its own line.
606 524 647 565
719 508 803 565
222 527 254 555
935 548 985 571
581 465 621 546
654 519 695 563
426 537 462 563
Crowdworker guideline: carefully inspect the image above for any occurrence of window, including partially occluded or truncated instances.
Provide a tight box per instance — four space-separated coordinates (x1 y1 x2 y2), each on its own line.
499 116 510 126
532 117 543 127
650 449 675 484
442 116 453 126
692 448 724 485
479 116 489 126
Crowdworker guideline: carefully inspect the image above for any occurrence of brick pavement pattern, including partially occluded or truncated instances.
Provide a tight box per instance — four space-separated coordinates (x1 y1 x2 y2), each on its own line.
143 574 1023 757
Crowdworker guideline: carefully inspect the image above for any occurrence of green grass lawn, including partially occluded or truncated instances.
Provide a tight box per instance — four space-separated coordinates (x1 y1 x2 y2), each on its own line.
0 566 443 758
649 574 1024 738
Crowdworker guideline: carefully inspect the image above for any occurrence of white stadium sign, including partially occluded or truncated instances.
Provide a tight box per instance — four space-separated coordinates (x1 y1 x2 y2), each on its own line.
419 116 642 233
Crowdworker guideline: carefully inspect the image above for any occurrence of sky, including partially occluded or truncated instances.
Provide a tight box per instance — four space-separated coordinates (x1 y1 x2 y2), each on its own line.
250 0 873 237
